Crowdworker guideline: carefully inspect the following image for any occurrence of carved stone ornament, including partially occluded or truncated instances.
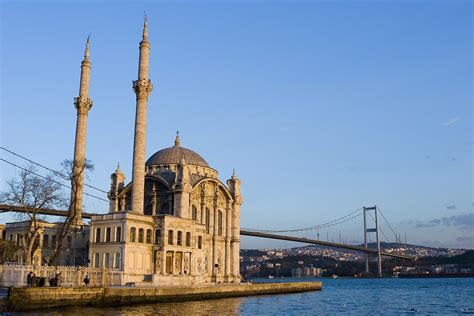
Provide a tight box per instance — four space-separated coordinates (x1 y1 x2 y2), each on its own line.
155 251 162 274
133 78 153 98
74 97 93 114
204 249 209 274
197 257 203 274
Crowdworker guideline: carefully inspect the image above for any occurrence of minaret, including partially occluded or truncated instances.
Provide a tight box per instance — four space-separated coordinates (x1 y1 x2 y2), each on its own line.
71 36 93 225
131 17 153 214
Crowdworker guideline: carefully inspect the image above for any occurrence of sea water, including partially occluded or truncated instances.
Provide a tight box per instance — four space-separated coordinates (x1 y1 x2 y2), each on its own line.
13 278 474 315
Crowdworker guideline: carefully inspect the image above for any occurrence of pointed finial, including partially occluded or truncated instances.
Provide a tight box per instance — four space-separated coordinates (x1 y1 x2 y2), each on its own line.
142 14 148 39
175 131 181 147
84 34 91 59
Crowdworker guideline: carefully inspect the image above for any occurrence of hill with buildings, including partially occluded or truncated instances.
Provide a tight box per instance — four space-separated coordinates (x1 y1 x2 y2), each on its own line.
240 244 472 278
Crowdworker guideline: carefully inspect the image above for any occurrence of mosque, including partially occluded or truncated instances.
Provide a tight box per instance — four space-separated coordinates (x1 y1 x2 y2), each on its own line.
73 18 242 286
83 18 242 285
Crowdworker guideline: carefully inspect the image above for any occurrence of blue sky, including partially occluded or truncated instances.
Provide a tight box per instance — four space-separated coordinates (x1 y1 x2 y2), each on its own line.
0 0 472 249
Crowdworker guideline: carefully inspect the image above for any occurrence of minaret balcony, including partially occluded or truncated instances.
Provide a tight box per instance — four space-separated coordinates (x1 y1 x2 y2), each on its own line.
133 79 153 98
74 97 93 113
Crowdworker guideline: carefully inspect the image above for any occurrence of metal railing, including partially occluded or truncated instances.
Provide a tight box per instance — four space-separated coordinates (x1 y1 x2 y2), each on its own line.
0 264 123 287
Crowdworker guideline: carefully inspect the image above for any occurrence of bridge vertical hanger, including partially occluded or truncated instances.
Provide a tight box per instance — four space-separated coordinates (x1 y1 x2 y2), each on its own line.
363 206 382 277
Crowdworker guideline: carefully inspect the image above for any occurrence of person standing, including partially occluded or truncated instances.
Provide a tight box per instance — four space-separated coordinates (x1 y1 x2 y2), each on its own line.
27 271 33 287
83 275 90 287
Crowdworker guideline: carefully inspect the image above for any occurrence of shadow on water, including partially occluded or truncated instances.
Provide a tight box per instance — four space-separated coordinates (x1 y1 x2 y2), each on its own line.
16 297 243 316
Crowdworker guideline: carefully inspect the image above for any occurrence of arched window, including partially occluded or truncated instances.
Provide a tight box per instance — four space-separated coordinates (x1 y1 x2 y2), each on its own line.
218 210 223 236
67 236 72 249
130 227 136 242
168 230 173 245
43 234 49 247
177 231 183 246
138 228 144 243
106 227 111 242
155 229 161 244
146 229 152 244
95 228 101 243
144 203 153 215
104 253 110 268
161 203 169 215
206 208 210 234
114 252 121 269
116 227 122 242
186 232 191 247
94 253 100 268
192 205 198 220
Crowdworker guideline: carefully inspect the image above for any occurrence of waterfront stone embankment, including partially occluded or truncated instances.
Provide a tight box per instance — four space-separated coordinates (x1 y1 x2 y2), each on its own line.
3 281 322 312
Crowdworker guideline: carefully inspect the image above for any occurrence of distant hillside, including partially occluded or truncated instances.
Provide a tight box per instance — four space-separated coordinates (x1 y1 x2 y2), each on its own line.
416 250 474 266
243 242 470 254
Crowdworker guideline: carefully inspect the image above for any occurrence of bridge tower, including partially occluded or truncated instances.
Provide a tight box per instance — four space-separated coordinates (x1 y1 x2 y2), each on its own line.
363 206 382 277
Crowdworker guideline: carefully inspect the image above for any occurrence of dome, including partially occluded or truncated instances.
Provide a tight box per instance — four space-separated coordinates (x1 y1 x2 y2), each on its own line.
145 133 210 167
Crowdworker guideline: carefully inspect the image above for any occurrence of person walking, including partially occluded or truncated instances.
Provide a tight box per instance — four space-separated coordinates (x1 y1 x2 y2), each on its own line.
83 275 90 287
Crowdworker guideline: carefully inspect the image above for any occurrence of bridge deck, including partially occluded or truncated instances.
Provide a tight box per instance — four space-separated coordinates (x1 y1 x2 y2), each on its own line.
0 204 412 260
240 229 413 260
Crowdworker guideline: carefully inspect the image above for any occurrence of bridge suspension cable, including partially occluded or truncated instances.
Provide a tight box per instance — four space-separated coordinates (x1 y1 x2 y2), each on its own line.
376 206 400 243
0 146 108 194
0 158 109 203
242 207 363 233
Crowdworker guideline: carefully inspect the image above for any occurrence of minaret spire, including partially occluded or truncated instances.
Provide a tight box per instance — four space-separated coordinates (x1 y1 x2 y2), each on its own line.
71 36 93 225
143 15 148 39
131 17 153 214
84 35 90 59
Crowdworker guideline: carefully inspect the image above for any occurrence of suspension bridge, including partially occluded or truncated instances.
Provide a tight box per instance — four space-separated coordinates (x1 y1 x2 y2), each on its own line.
0 146 414 277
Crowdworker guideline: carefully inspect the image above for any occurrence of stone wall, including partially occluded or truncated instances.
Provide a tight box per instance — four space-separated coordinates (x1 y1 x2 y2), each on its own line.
4 282 322 312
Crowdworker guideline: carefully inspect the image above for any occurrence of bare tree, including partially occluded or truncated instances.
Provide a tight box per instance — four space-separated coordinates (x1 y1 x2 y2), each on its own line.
1 159 94 266
48 159 93 266
0 164 64 265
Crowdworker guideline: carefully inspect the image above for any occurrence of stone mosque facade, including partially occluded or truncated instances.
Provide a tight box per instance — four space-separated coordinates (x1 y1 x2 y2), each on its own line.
84 19 243 285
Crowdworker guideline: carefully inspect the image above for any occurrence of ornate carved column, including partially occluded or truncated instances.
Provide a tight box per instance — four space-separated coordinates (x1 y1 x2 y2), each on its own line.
173 157 192 218
227 170 242 279
212 185 219 278
225 201 232 280
108 164 124 213
151 183 157 215
200 183 205 224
